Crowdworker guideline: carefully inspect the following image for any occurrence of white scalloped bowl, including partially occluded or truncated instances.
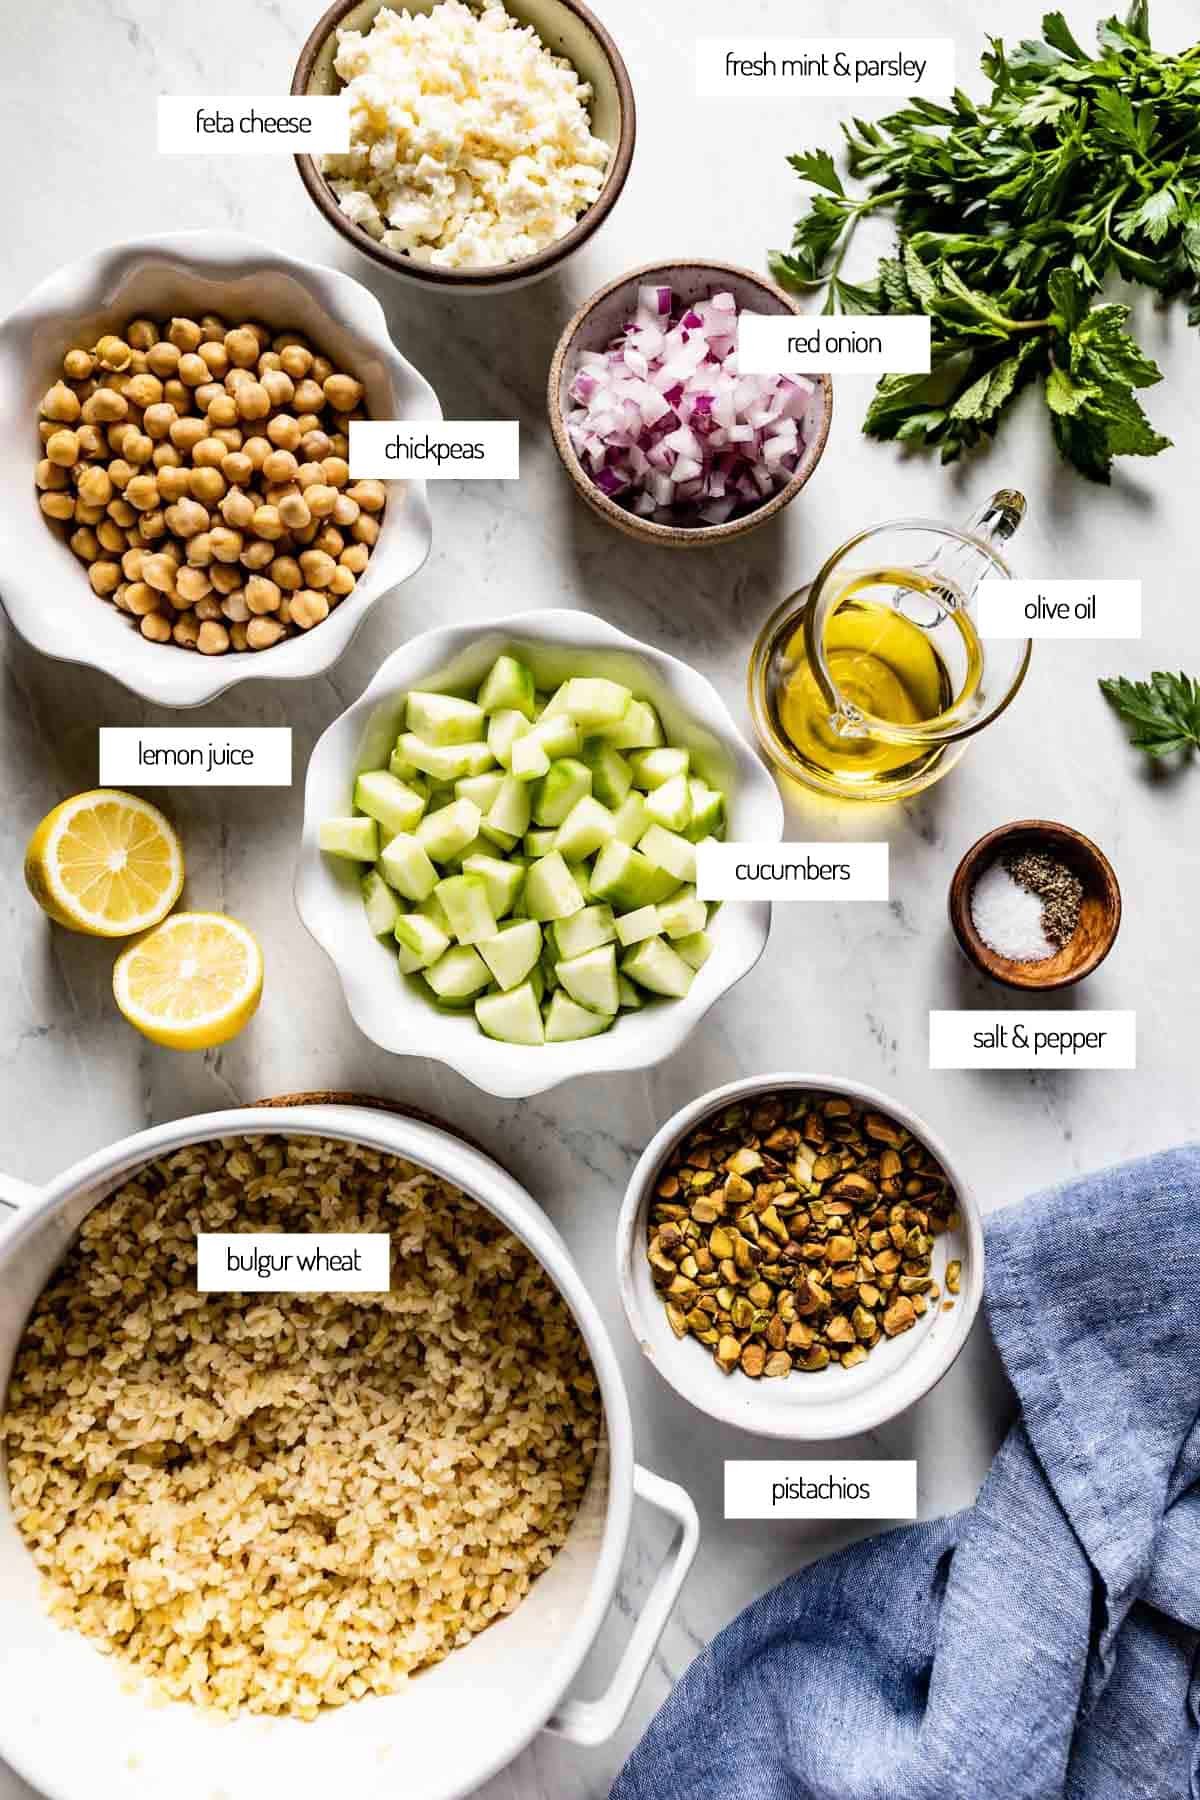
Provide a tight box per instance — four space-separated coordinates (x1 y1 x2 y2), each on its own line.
295 610 784 1097
0 231 438 709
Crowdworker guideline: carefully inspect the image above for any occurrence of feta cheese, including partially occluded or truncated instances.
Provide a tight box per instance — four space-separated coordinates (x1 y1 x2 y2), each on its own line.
321 0 612 271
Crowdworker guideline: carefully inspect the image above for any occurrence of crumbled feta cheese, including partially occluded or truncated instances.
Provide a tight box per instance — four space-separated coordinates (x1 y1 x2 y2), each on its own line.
321 0 612 271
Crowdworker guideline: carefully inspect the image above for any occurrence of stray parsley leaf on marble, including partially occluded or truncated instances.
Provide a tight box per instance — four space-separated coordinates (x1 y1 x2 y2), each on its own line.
1099 671 1200 756
770 3 1200 481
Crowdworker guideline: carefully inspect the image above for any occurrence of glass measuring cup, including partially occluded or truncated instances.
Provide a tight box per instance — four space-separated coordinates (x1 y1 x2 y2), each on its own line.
747 491 1031 802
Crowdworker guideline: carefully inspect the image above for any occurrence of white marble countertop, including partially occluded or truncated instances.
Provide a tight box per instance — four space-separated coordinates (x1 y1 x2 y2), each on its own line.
2 0 1199 1794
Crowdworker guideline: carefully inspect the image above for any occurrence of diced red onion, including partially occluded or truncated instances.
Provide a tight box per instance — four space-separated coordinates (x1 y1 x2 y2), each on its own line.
564 286 811 528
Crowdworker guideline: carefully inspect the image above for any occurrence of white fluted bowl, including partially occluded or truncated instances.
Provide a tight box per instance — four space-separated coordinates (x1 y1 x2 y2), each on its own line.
0 231 438 708
295 609 784 1097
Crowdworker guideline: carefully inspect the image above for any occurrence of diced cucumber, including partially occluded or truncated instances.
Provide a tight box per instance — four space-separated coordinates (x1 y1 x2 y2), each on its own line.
461 853 524 920
617 974 644 1009
524 828 558 859
361 868 401 937
674 930 713 970
684 781 725 842
418 891 453 935
630 746 690 791
395 911 451 968
524 852 586 922
456 771 505 812
475 981 545 1045
637 824 697 884
486 773 531 841
320 817 379 861
590 840 681 910
478 919 542 990
354 770 428 836
544 992 615 1042
406 691 485 746
396 940 425 975
533 758 592 827
511 731 550 781
592 698 665 750
542 677 632 730
379 832 438 901
540 947 560 991
553 904 616 960
645 772 693 833
388 740 418 780
555 796 616 862
397 733 493 782
476 654 537 720
435 873 498 945
614 904 660 947
621 935 695 998
556 943 620 1016
611 792 650 846
417 798 483 864
528 963 546 1005
423 944 492 1000
487 709 532 769
580 739 633 808
511 715 581 781
480 821 519 853
657 887 708 940
566 860 592 901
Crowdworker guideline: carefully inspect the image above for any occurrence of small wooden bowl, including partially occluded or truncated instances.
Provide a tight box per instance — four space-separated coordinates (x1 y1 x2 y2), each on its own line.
949 821 1121 991
548 260 833 548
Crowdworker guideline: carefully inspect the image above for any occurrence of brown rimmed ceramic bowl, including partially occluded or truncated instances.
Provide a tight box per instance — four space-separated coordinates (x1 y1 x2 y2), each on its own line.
949 820 1122 991
291 0 636 293
548 260 833 548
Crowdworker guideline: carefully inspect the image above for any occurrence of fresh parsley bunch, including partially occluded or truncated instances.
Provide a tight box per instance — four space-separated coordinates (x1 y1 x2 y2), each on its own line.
770 3 1200 480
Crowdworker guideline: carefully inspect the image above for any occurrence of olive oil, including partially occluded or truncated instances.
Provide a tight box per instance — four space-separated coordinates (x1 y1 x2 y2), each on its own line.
768 568 983 792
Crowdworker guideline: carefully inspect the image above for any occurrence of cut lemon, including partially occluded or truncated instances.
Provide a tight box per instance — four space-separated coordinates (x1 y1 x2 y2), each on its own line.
113 913 263 1051
25 790 184 937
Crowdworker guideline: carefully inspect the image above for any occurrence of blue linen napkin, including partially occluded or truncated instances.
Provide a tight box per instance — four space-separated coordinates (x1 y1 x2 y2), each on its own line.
612 1146 1200 1800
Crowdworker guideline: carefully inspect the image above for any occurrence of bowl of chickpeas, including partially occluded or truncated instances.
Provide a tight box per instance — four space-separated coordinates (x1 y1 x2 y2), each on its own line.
0 231 439 706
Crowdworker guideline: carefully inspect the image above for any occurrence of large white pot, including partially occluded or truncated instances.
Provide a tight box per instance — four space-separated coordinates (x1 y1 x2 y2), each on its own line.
0 1104 698 1800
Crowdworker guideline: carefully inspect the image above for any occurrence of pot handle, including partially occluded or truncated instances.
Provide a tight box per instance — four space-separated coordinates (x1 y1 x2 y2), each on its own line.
0 1173 39 1216
544 1463 699 1749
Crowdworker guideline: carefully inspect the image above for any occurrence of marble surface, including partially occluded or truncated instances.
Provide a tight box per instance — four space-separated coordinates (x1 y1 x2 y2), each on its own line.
2 0 1199 1794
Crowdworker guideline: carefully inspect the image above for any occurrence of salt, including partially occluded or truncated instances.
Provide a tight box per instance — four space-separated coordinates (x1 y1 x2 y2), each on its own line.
970 859 1057 962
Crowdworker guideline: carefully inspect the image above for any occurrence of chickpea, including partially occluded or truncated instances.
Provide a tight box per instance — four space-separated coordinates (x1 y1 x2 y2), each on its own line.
178 353 208 388
88 560 121 597
63 348 95 381
246 323 272 353
108 459 134 491
224 327 260 370
279 343 313 381
129 350 150 375
122 546 147 581
125 474 161 512
163 379 190 412
47 428 82 468
310 355 333 384
300 430 333 463
262 369 295 408
143 401 177 440
299 548 337 589
190 466 226 507
290 589 329 631
146 341 181 379
235 381 271 422
304 483 338 520
169 318 203 354
225 367 255 392
97 520 127 553
164 498 209 539
314 525 344 558
350 479 387 513
123 581 157 617
142 553 179 595
194 381 225 415
127 319 159 352
247 616 286 650
209 563 243 597
296 461 325 490
207 392 238 429
245 575 282 615
252 503 285 541
353 514 380 548
40 492 76 521
69 526 100 561
175 566 212 605
290 379 322 414
141 612 172 643
269 555 302 591
173 615 201 649
322 456 351 489
138 510 167 542
122 433 155 467
36 458 69 491
126 374 163 410
220 588 250 623
240 539 274 572
229 621 251 652
257 350 283 373
170 417 207 454
193 595 223 621
332 493 360 529
262 449 299 485
76 465 113 508
221 451 254 486
220 488 256 531
323 373 363 413
105 423 130 455
199 340 230 379
276 596 293 626
340 542 370 575
197 620 231 655
277 492 312 532
329 565 357 599
210 428 242 453
41 381 81 423
267 413 302 452
156 466 191 504
209 526 243 563
96 335 132 372
38 421 56 445
75 502 106 526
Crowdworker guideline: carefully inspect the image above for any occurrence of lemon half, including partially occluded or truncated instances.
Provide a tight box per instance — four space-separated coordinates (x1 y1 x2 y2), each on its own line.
25 790 184 937
113 913 263 1051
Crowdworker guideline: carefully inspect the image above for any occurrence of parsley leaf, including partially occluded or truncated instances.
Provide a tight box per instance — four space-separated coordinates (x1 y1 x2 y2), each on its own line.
1100 672 1200 757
